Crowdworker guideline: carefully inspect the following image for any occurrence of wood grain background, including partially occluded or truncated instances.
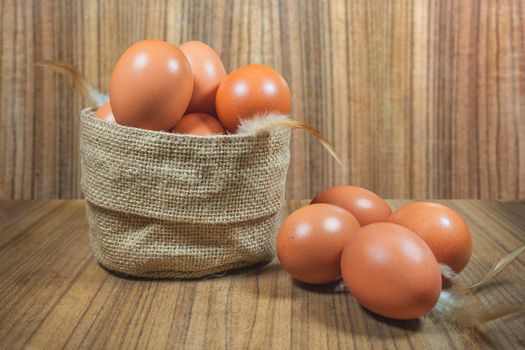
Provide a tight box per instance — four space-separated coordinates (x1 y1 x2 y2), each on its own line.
1 0 524 200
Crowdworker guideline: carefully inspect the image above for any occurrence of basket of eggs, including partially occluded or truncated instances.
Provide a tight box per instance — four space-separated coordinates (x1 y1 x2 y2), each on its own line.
41 40 335 279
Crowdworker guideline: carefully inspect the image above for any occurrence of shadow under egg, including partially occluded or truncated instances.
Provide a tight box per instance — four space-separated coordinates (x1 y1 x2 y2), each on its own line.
361 306 422 332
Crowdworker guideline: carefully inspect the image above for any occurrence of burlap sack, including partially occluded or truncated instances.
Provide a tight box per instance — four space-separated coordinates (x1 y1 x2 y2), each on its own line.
80 108 291 278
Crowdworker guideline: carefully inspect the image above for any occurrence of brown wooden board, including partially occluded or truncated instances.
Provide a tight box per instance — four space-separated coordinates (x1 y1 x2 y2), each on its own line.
1 1 525 200
0 200 524 349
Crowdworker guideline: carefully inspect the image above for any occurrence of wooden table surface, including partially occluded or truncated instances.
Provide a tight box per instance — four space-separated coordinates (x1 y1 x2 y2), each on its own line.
1 200 524 349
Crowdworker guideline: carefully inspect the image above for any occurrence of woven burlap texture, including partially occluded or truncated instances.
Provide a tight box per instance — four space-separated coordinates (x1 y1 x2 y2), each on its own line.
80 108 291 278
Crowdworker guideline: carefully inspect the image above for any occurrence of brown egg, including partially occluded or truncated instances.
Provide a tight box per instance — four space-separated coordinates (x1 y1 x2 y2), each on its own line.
171 113 225 136
109 40 193 130
179 41 226 115
388 202 473 273
311 185 392 226
341 223 442 320
276 203 361 284
94 101 116 124
215 64 291 132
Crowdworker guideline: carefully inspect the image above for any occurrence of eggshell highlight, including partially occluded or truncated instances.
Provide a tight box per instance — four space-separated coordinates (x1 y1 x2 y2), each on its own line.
179 41 226 115
110 40 193 131
341 223 442 320
388 202 473 273
311 185 392 226
277 203 361 284
216 64 291 132
171 113 225 136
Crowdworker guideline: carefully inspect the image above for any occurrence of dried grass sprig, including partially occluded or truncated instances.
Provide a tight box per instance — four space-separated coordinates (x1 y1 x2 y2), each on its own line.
465 245 525 293
35 60 108 107
238 114 343 166
435 245 525 328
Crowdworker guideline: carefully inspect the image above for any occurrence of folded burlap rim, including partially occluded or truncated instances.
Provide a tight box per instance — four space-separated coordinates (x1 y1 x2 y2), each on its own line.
81 108 291 223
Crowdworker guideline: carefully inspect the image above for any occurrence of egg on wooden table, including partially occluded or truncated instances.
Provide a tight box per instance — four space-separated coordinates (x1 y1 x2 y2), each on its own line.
179 41 226 115
311 185 392 226
276 203 361 284
388 202 473 274
110 40 193 131
215 64 291 132
341 222 442 320
171 113 225 136
94 101 116 124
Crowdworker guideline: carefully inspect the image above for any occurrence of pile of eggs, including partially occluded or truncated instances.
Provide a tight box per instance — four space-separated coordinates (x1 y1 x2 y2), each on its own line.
96 39 476 322
277 186 473 320
96 40 291 135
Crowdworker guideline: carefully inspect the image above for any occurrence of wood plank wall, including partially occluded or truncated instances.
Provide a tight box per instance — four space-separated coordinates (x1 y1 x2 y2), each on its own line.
1 0 524 200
